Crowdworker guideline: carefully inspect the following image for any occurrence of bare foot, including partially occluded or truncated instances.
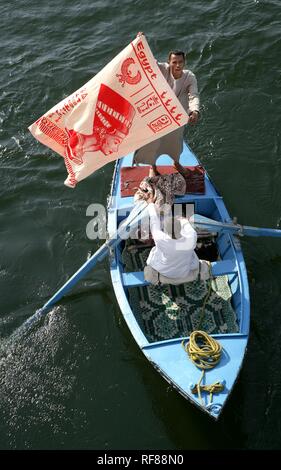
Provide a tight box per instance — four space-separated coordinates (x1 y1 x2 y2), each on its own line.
149 165 160 177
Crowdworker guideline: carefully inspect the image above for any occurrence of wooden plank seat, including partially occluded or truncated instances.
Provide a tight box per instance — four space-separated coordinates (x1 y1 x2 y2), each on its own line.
122 259 238 288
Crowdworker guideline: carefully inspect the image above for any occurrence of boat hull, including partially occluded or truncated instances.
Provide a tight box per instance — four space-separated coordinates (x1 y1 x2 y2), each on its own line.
108 142 250 419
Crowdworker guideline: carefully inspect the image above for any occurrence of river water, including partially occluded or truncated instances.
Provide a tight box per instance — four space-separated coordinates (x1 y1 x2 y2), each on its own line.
0 0 281 450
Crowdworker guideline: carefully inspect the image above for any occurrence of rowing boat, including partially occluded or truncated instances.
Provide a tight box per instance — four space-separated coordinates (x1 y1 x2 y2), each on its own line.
107 142 249 419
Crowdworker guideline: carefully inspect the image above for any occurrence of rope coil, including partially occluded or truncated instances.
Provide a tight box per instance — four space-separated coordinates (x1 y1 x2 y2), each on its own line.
183 330 222 369
182 331 224 405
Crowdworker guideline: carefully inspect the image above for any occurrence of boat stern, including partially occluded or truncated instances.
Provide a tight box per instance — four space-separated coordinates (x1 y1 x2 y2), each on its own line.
142 334 248 419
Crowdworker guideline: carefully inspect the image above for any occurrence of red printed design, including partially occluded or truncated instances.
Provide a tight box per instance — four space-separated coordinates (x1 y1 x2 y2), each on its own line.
135 92 160 116
65 84 136 164
147 114 172 134
134 41 157 81
36 117 68 147
47 88 88 123
132 41 183 127
63 153 77 188
160 91 182 123
116 58 142 87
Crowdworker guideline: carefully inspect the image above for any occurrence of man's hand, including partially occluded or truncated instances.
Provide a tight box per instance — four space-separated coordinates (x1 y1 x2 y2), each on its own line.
188 111 199 125
143 192 156 204
147 195 156 204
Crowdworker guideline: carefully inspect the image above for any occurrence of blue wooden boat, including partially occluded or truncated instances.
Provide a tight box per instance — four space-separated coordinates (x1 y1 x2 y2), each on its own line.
107 142 250 420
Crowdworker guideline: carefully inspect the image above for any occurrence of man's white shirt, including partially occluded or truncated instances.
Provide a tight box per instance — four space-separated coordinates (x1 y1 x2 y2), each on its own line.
146 203 199 278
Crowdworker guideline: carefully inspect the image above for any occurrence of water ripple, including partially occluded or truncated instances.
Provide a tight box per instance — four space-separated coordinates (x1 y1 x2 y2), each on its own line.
1 0 281 450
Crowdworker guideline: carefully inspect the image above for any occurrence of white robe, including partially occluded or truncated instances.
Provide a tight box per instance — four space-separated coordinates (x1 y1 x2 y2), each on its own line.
146 204 199 279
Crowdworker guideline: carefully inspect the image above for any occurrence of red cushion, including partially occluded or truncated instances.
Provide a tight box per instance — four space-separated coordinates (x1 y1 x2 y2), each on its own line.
120 165 205 197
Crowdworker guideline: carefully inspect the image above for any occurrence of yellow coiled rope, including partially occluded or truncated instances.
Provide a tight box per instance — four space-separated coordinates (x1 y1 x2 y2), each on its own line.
182 330 224 405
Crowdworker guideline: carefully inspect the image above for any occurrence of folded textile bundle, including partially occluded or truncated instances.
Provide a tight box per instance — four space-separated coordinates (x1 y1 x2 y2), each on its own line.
134 172 186 207
121 165 205 197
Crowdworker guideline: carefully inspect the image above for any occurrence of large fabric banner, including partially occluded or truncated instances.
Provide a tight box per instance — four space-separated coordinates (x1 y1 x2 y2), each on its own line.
29 35 189 187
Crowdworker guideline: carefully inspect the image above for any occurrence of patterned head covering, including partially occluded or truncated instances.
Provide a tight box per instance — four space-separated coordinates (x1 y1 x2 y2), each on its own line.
134 173 186 208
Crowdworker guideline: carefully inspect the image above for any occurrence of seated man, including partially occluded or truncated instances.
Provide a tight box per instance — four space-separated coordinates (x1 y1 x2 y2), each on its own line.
144 201 210 285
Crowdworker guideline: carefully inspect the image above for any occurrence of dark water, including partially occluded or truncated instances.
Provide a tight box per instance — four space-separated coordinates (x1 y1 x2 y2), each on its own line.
1 0 281 450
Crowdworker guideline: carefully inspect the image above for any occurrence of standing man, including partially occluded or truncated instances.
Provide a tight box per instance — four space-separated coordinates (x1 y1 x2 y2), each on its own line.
134 33 200 173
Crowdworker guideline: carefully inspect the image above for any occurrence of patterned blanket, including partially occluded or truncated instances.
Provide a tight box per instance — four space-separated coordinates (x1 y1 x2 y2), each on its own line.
122 246 239 342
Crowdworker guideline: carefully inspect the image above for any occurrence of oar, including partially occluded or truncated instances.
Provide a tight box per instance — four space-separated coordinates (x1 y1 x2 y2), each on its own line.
19 201 148 333
192 214 281 238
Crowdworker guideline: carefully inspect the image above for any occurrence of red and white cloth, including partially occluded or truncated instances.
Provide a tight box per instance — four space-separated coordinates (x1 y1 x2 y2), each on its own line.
28 35 189 188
